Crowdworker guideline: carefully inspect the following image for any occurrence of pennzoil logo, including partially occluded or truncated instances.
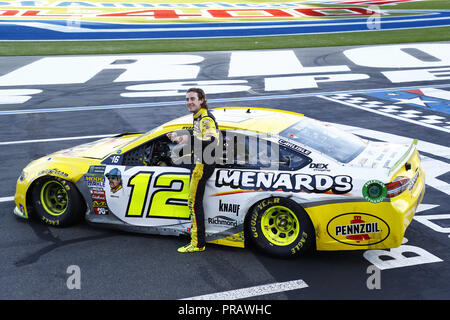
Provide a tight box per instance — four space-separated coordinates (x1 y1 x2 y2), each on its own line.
335 215 380 242
326 213 390 246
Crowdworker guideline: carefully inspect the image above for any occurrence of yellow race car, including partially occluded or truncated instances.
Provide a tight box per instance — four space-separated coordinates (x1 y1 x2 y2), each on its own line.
14 107 425 258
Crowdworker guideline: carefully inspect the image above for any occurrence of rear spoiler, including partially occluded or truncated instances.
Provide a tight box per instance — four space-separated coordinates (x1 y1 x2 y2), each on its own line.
388 139 418 177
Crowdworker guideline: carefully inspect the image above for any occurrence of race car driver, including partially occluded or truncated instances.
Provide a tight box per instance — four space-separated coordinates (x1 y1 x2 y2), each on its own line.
176 88 219 253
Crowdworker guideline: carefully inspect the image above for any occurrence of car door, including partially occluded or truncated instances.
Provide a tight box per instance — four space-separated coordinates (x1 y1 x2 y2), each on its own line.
101 132 192 228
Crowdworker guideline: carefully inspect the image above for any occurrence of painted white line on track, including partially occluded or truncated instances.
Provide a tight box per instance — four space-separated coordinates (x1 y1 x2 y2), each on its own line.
0 196 14 203
319 95 450 134
181 279 308 300
0 134 116 146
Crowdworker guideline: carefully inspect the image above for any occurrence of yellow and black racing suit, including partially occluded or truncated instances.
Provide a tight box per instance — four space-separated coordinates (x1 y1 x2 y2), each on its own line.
188 108 219 248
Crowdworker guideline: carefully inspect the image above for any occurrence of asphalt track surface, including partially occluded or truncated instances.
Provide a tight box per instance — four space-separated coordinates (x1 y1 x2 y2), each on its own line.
0 43 449 301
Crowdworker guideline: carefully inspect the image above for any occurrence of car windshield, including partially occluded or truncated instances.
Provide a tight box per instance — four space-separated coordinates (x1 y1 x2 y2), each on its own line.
279 118 367 163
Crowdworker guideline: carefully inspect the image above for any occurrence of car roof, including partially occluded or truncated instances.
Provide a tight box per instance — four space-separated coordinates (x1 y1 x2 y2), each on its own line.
162 106 304 134
118 107 305 153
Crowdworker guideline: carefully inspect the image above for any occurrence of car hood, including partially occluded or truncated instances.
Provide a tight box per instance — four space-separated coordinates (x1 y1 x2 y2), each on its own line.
50 133 142 160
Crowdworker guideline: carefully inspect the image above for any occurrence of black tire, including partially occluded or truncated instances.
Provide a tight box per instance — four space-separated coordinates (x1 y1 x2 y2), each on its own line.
31 176 85 227
246 197 314 258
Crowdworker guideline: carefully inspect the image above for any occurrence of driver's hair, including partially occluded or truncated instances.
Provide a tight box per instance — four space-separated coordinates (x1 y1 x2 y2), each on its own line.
187 88 208 109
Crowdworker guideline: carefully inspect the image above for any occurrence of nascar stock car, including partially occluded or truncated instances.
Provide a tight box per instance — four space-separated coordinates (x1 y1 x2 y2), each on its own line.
14 107 425 258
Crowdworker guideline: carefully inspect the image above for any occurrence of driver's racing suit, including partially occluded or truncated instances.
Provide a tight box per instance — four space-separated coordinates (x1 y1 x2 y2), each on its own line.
180 108 219 252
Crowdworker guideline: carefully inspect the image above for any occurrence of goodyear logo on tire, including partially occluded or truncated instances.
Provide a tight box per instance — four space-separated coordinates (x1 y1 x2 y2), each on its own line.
326 213 390 246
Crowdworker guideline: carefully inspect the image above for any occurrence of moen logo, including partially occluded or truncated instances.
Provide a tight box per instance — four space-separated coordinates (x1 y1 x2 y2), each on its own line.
208 216 238 227
326 213 390 246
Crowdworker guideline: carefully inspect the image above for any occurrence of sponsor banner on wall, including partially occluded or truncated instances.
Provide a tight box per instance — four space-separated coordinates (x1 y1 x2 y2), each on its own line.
1 1 446 40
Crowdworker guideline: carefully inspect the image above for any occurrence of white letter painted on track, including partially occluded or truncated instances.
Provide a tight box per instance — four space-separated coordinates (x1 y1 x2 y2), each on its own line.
264 73 369 91
414 214 450 235
382 67 450 84
0 55 203 86
122 80 250 97
0 89 42 104
228 50 349 77
363 238 442 271
343 43 450 68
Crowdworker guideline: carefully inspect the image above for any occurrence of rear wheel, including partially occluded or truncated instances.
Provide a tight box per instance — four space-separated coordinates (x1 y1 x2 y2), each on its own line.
246 197 314 258
31 177 85 227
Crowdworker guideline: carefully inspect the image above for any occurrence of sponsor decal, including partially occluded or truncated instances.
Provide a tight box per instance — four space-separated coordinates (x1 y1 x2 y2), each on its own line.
2 1 445 41
309 163 330 171
86 172 110 215
102 154 123 165
90 189 106 201
0 3 388 20
278 139 311 156
93 207 108 215
88 165 106 175
408 170 419 191
92 200 108 208
218 200 240 216
38 168 69 178
362 179 387 203
215 169 353 194
208 215 238 227
327 213 390 246
0 1 420 9
84 175 106 188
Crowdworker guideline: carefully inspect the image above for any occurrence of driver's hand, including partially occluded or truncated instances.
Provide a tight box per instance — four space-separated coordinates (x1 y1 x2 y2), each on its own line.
167 132 188 144
167 132 177 141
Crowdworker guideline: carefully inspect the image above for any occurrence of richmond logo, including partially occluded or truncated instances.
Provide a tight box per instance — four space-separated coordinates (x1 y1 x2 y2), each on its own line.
208 216 238 227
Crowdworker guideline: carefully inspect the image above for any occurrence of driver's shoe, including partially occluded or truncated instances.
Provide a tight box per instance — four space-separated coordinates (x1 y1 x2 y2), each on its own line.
177 243 205 253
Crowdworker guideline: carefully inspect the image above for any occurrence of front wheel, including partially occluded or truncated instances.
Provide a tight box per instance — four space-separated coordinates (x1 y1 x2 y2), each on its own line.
31 176 85 227
246 197 314 258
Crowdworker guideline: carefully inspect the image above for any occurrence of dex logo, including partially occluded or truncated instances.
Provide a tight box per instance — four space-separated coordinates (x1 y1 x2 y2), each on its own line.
309 163 329 171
